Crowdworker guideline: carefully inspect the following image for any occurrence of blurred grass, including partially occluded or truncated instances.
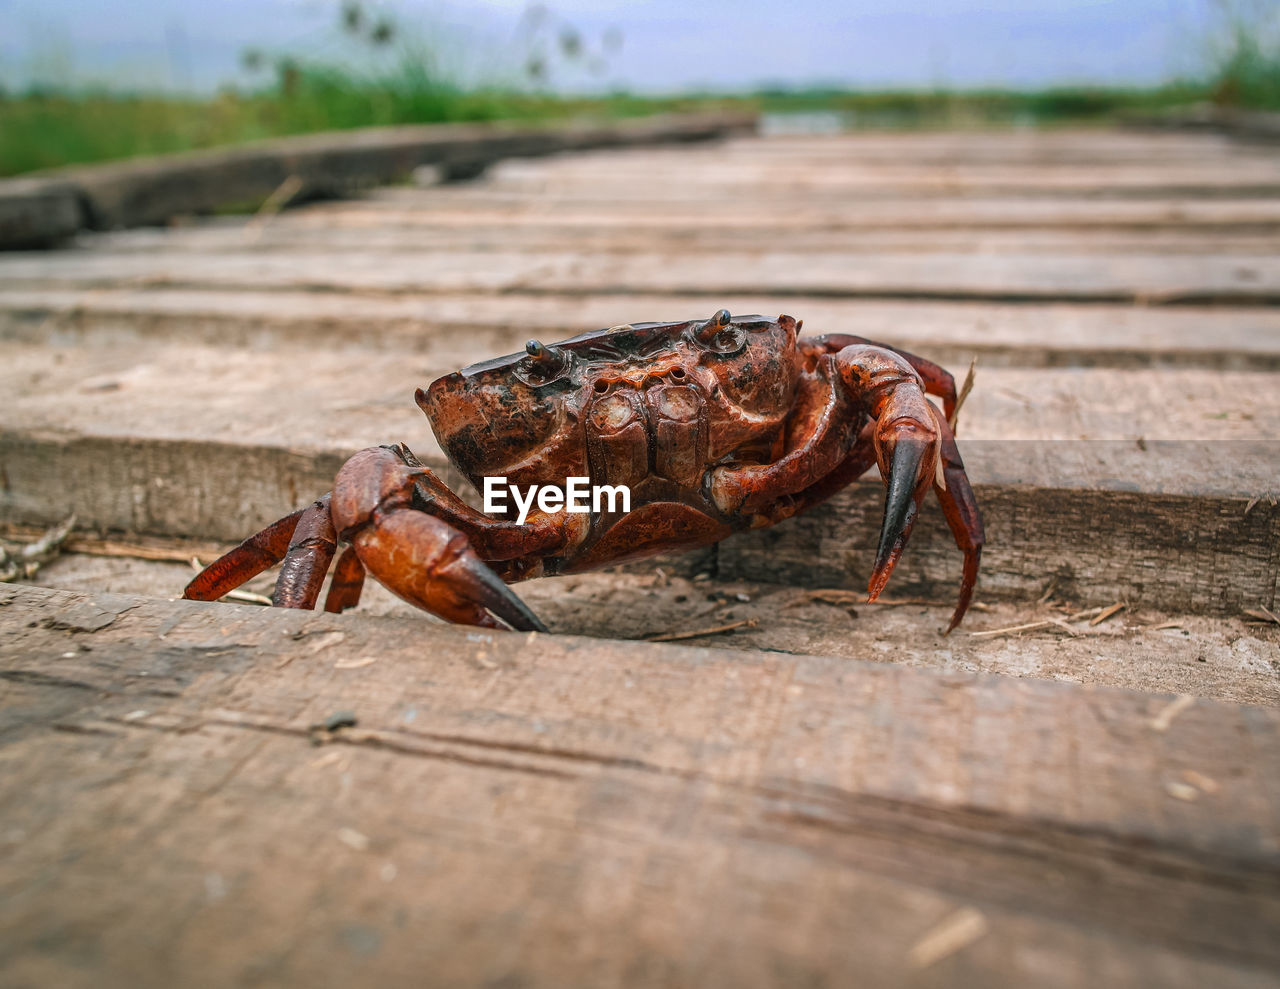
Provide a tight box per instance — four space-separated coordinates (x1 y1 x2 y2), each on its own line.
0 82 1240 178
1 0 1277 179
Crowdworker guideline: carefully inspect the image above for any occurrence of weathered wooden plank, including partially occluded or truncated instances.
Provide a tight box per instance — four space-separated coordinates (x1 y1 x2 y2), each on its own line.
703 130 1280 163
0 584 1278 987
4 429 1274 615
7 112 754 238
1 338 1275 612
0 178 83 249
22 546 1280 706
305 192 1280 232
3 246 1278 304
72 220 1280 257
2 341 1274 460
4 288 1280 371
477 161 1280 199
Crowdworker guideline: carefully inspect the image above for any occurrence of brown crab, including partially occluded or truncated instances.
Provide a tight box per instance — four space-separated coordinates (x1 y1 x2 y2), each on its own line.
185 312 984 632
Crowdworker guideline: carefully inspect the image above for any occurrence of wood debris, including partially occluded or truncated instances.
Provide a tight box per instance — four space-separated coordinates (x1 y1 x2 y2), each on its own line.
1182 769 1220 794
646 618 758 642
948 357 977 434
1243 607 1280 626
970 619 1077 639
908 907 989 969
225 589 272 606
336 827 370 852
1150 694 1195 732
0 515 76 582
1089 602 1127 626
335 656 378 670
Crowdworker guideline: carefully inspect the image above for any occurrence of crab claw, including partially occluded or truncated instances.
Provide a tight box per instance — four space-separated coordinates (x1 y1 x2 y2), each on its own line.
868 420 936 604
346 507 547 633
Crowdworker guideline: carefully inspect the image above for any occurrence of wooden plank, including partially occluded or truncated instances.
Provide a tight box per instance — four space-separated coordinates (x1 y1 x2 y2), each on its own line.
3 246 1278 304
4 288 1280 371
1 583 1277 987
72 220 1280 257
0 178 83 249
1 341 1273 464
4 429 1274 615
1 340 1275 613
714 130 1277 163
5 112 754 237
476 161 1280 198
21 545 1280 707
305 192 1280 232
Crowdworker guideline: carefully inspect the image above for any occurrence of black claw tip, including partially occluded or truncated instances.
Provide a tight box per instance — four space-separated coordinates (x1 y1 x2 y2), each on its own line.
869 433 929 599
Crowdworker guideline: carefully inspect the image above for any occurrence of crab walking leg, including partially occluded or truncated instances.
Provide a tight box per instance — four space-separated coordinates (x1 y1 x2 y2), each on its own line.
183 507 306 602
833 344 942 605
743 424 881 528
707 355 857 516
932 410 985 632
323 546 367 613
332 446 548 631
272 495 338 609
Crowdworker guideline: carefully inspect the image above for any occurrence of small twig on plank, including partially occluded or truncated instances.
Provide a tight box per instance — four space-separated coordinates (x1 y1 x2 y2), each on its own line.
2 524 230 564
909 907 989 969
1243 607 1280 626
0 515 76 582
243 174 304 242
69 538 215 563
970 618 1079 639
646 618 758 642
1036 575 1060 605
1145 620 1184 631
948 357 977 435
1047 617 1080 636
226 589 273 606
1150 694 1195 732
1089 602 1127 627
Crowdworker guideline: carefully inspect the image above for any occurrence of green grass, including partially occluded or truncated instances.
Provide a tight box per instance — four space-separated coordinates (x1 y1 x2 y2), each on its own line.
1 3 1277 179
0 80 1240 179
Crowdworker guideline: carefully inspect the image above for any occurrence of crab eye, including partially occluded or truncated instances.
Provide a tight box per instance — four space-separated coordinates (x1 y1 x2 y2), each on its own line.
692 311 746 355
515 339 571 386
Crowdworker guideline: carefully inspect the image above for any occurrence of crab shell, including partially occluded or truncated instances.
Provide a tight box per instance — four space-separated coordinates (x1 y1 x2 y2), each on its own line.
417 314 801 496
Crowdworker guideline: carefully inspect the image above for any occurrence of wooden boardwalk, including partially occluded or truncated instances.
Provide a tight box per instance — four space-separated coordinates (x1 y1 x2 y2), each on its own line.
1 126 1278 986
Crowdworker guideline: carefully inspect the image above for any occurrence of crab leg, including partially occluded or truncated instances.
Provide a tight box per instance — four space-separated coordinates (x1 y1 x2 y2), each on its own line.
323 546 367 613
850 355 939 606
932 412 985 632
183 507 305 603
272 495 338 609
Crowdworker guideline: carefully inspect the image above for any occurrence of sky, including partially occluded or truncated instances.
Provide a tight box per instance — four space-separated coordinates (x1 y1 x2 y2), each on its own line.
0 0 1239 94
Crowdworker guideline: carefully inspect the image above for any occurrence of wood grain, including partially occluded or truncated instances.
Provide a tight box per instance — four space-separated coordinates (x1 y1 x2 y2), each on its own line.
1 583 1277 987
2 112 754 238
5 288 1280 370
2 246 1277 304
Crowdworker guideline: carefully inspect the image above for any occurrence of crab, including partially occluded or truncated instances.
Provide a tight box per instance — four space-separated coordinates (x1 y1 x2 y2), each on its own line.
185 311 984 633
